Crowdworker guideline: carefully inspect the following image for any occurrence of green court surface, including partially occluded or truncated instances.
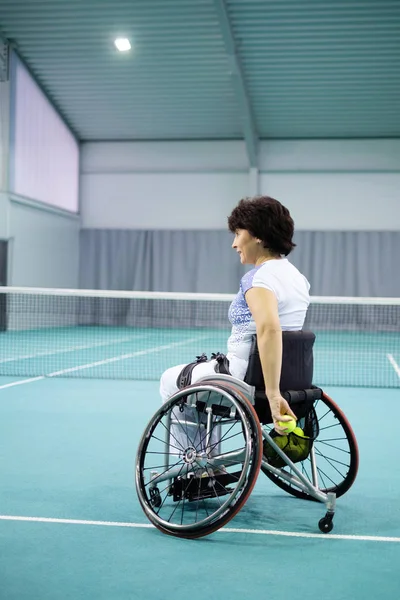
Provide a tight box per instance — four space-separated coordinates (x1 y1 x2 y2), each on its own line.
0 326 399 387
1 377 400 600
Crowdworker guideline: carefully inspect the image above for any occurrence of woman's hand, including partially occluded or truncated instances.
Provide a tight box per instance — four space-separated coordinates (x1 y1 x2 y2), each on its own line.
268 394 297 435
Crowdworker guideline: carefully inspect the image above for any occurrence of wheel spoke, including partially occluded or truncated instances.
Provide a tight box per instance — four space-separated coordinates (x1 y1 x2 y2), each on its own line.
155 462 186 517
136 385 265 535
318 422 341 432
144 459 185 488
317 436 348 443
316 465 337 488
316 408 331 422
314 448 349 477
207 430 245 454
315 440 350 455
150 431 185 453
157 422 187 453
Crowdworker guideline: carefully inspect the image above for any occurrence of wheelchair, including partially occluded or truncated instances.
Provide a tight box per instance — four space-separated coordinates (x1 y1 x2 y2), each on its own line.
135 331 359 539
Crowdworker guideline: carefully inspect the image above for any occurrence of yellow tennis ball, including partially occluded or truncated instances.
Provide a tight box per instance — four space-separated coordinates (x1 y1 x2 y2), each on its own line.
293 427 305 437
278 417 296 434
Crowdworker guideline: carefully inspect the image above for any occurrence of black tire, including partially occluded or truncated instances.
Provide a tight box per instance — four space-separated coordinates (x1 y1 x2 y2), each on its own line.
135 381 263 538
262 393 359 500
319 516 334 533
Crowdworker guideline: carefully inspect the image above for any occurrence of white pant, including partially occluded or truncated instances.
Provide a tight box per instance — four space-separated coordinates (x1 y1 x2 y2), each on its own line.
159 354 248 403
159 356 248 459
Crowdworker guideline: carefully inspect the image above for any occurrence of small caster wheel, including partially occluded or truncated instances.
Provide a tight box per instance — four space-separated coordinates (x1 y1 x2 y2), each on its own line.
318 516 334 533
150 486 162 508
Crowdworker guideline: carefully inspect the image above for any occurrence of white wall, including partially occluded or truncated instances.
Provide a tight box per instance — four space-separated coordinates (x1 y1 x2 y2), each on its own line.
258 139 400 172
260 172 400 230
0 79 10 239
81 171 248 229
81 141 249 229
0 55 81 288
7 198 80 287
81 139 400 231
0 193 9 239
12 55 80 212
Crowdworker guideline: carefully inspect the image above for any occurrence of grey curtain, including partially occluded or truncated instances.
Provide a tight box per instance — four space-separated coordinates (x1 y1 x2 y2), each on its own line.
292 231 400 298
80 229 245 293
80 229 400 297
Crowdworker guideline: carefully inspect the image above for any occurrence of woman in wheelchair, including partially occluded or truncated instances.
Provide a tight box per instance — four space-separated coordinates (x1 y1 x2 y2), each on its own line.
136 196 359 538
160 196 310 433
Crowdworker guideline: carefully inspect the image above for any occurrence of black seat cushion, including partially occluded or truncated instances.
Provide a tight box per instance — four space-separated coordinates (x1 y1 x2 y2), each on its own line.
244 330 315 392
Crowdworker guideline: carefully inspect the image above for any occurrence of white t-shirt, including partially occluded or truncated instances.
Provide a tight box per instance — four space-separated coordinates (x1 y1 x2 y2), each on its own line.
226 258 310 378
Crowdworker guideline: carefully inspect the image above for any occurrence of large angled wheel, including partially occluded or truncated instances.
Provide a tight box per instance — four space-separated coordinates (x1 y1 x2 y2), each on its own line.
135 381 263 538
262 393 359 500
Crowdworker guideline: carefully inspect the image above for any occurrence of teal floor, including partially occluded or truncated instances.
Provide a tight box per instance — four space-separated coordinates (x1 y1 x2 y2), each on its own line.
1 377 400 599
0 326 399 387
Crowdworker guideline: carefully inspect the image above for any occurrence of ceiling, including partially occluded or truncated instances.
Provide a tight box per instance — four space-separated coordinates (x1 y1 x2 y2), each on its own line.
0 0 399 151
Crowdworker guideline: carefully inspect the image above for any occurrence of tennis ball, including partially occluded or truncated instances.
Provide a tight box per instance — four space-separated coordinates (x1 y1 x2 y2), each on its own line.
293 427 305 437
277 417 296 434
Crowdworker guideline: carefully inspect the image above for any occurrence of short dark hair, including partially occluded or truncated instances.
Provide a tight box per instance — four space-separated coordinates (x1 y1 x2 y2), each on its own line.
228 196 296 256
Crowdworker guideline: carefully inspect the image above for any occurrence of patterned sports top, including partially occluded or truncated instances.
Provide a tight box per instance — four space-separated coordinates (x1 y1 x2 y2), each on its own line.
226 258 310 368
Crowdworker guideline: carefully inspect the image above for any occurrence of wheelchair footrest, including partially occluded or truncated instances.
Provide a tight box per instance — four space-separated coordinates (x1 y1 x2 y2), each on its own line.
171 471 241 502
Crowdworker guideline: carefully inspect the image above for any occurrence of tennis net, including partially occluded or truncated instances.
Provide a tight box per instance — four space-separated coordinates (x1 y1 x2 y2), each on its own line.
0 287 399 388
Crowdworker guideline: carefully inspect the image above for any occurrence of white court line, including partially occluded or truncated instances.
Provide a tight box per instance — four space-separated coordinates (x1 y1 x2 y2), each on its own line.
0 335 146 364
47 336 208 377
0 335 210 390
387 354 400 379
0 377 45 390
1 515 400 543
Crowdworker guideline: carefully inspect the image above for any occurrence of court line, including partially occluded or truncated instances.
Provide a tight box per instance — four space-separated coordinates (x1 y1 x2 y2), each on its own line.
0 335 210 390
387 354 400 379
0 377 45 390
47 335 208 377
1 515 399 543
0 334 147 364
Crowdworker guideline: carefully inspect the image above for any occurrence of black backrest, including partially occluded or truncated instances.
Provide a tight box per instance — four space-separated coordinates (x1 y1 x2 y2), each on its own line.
244 330 316 392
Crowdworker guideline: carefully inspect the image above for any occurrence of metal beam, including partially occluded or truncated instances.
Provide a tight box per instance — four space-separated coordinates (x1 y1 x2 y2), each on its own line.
249 167 259 196
0 37 9 82
213 0 258 168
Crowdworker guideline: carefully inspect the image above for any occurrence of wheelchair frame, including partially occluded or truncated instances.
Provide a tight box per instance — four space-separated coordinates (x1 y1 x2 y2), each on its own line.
198 375 331 499
150 383 257 524
136 331 358 538
136 377 358 538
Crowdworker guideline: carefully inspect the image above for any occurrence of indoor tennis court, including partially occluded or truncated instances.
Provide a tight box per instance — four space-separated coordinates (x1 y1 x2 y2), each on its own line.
1 0 400 598
1 288 400 599
0 290 398 387
1 375 400 599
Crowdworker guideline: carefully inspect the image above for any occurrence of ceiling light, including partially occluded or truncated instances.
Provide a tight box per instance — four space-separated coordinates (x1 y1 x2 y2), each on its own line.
114 38 131 52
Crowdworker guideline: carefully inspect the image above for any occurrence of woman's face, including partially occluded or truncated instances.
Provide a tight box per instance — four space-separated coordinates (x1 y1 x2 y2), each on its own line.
232 229 259 264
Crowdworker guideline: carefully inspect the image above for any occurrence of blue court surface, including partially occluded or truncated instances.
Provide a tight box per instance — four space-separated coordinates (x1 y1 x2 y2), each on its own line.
1 374 400 600
0 326 399 388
